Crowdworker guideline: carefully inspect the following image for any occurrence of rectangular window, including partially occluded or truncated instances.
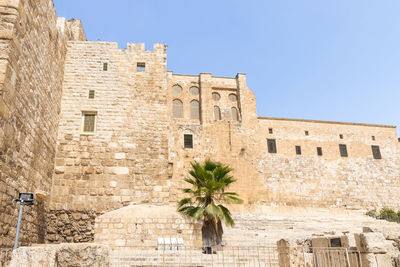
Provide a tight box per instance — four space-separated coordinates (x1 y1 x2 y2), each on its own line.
317 147 323 156
267 139 277 153
295 145 301 155
371 136 375 141
305 131 309 136
339 134 343 139
88 90 95 99
371 145 382 159
137 62 146 71
184 134 193 148
268 128 273 134
339 144 348 157
82 113 96 133
103 62 108 71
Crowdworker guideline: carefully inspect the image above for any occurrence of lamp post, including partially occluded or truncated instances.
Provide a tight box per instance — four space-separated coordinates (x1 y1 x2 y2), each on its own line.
13 193 34 250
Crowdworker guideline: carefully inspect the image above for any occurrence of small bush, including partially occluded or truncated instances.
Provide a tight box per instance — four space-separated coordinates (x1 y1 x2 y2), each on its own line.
366 208 400 223
378 208 398 222
365 209 377 218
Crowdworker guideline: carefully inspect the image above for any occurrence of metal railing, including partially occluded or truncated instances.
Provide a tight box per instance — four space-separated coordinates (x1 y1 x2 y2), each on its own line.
0 248 12 267
297 247 362 267
110 245 279 267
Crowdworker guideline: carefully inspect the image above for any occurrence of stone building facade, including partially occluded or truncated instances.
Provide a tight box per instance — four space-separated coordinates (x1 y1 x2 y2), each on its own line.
0 0 399 247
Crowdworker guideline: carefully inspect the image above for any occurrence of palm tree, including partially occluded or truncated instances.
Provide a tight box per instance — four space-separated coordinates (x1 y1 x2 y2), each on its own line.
177 159 242 252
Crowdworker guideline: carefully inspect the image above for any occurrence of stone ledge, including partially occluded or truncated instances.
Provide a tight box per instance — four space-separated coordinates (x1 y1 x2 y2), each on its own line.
9 243 109 267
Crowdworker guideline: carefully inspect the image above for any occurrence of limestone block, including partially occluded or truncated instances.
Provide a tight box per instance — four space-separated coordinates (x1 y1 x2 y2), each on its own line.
106 167 129 175
341 234 356 248
311 237 330 248
56 243 109 267
358 233 388 254
375 254 393 267
361 253 378 267
9 244 109 267
9 246 56 267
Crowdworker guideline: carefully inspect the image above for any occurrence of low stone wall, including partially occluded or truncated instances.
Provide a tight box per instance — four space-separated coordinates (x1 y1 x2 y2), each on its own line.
94 204 202 248
46 209 102 243
9 243 109 267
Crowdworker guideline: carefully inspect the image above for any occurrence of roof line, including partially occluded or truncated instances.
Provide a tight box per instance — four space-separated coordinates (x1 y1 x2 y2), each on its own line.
257 117 396 128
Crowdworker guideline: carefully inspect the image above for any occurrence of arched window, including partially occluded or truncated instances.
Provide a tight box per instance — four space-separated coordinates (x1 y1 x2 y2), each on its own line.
212 92 220 101
229 94 238 102
172 85 182 94
173 99 183 118
213 106 221 120
231 107 239 121
190 86 199 96
190 100 200 120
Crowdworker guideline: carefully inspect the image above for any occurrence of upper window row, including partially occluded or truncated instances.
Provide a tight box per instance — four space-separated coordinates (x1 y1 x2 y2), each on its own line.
267 139 382 159
268 128 379 141
212 92 237 102
102 62 145 71
172 85 199 96
173 99 200 120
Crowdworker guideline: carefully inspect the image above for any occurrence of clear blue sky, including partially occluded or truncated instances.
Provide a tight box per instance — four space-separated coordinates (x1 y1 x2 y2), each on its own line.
54 0 400 134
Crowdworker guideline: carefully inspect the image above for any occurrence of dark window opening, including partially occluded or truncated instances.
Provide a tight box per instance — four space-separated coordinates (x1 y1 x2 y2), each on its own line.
339 144 348 157
83 113 96 132
268 128 273 134
137 62 145 71
305 131 309 136
88 90 95 99
330 238 342 247
103 63 108 71
184 134 193 149
371 145 382 159
339 134 343 139
317 147 323 156
295 146 301 155
371 136 375 141
267 139 277 153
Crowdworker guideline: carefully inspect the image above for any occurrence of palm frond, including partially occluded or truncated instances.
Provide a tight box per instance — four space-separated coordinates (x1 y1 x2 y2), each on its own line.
177 197 192 208
204 203 221 219
218 204 235 226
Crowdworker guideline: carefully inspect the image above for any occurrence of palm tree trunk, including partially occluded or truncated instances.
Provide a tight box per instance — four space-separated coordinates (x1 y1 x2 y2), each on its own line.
202 218 223 248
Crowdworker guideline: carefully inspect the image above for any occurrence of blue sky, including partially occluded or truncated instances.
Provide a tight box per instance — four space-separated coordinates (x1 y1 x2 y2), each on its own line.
54 0 400 134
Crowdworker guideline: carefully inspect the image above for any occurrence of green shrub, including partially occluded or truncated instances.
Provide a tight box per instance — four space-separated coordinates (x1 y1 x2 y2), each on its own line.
365 209 377 218
378 208 398 223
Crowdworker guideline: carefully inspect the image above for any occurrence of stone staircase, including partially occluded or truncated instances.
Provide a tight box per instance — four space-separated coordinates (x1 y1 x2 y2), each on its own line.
107 207 400 266
223 209 400 246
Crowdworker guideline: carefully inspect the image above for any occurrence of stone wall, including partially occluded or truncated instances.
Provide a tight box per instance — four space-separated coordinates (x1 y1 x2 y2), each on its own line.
94 205 202 248
46 209 101 243
0 0 85 247
50 42 170 212
167 73 400 209
50 42 400 238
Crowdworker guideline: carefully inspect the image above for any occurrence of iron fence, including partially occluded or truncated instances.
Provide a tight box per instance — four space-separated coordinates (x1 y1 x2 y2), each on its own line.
110 245 279 267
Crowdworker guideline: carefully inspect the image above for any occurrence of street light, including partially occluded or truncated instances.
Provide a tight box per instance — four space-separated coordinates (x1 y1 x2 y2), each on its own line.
13 193 34 250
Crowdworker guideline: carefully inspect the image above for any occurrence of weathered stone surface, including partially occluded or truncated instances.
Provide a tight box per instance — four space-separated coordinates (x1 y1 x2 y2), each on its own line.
9 243 109 267
375 254 393 267
46 209 101 243
311 237 330 248
94 204 202 248
358 232 388 254
361 253 378 267
0 0 86 247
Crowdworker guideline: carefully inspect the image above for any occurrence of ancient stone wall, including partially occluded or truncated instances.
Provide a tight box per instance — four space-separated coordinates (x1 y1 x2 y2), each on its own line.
255 117 400 208
48 42 171 242
168 73 400 209
0 0 85 247
94 205 202 248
